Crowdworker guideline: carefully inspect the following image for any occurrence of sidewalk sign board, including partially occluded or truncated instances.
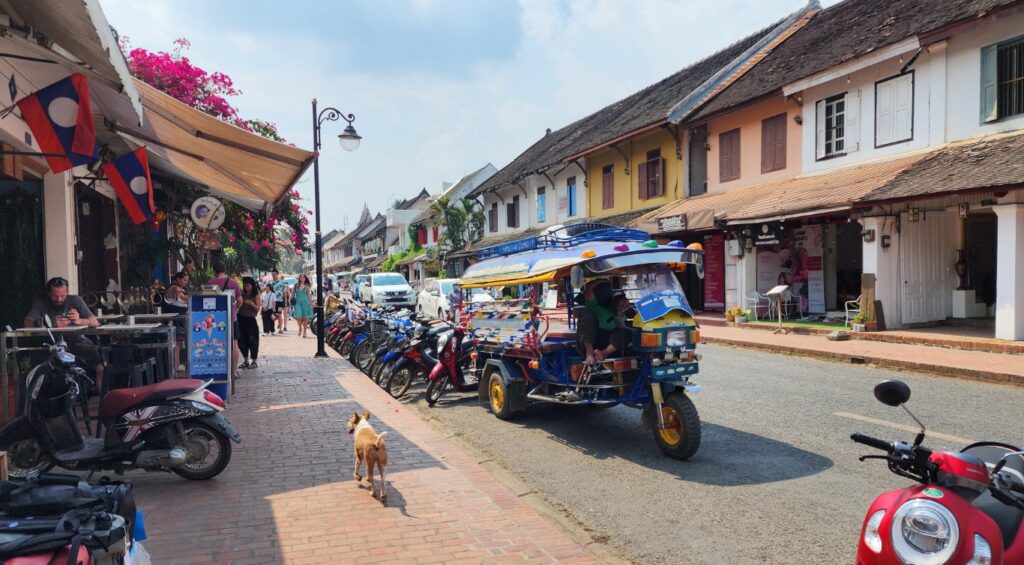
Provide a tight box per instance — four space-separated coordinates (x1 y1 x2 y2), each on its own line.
186 291 233 401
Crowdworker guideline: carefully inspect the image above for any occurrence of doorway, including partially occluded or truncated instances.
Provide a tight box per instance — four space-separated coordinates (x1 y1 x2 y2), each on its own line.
76 185 120 299
0 179 45 329
835 223 863 308
965 213 997 308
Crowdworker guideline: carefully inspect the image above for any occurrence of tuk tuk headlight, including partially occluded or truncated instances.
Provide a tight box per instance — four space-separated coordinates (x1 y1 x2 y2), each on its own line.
891 499 958 565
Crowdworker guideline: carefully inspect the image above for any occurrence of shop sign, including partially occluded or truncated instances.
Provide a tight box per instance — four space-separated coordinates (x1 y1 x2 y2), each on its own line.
754 223 783 246
702 234 725 310
190 196 225 230
657 214 687 233
187 293 233 401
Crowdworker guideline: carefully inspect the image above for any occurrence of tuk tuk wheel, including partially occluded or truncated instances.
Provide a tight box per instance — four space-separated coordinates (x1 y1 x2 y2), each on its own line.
487 371 514 420
653 392 701 460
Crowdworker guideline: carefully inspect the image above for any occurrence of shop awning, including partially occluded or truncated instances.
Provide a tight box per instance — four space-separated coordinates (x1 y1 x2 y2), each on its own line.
634 186 766 234
8 0 143 123
726 153 928 224
102 79 314 210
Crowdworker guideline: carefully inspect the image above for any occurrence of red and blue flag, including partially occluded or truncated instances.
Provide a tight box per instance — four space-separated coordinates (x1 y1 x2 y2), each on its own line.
102 147 154 225
15 73 97 173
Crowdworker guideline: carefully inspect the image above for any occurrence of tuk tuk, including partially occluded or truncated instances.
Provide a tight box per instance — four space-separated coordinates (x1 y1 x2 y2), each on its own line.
458 223 705 459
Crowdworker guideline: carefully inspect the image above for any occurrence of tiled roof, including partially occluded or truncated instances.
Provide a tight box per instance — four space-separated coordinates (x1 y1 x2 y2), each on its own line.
861 131 1024 202
691 0 1022 121
471 17 786 197
636 153 927 231
575 207 660 228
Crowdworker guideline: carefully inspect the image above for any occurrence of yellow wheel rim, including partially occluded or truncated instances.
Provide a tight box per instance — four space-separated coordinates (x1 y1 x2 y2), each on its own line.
658 405 682 446
490 380 504 412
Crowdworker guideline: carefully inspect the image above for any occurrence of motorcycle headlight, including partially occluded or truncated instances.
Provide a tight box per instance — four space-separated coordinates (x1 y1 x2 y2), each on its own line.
967 534 992 565
863 510 884 554
891 499 958 565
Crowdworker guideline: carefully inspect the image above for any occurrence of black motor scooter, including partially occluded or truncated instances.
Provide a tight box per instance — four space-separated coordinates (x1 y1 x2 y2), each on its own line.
0 323 241 480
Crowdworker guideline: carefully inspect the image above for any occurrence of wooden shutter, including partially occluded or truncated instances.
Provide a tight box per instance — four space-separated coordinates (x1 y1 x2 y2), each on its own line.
981 44 998 123
602 166 614 209
876 78 896 146
815 100 827 160
845 89 861 152
489 204 497 232
651 158 664 197
719 129 740 182
537 187 546 223
893 74 913 142
432 226 439 242
638 160 648 199
761 114 786 173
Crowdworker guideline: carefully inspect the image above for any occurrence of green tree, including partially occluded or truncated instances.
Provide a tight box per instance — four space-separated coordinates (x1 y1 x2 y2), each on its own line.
431 196 484 276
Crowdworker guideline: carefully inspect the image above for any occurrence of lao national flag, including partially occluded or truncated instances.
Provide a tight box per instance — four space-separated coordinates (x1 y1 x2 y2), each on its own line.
103 148 154 225
15 73 97 173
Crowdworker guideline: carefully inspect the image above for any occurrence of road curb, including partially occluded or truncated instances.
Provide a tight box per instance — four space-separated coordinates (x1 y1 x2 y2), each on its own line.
702 337 1024 387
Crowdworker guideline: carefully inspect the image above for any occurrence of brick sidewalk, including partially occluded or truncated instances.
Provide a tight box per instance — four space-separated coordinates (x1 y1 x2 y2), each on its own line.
130 333 602 564
700 324 1024 386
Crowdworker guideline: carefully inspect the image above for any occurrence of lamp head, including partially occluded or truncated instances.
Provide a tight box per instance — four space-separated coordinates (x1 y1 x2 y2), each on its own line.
338 124 361 152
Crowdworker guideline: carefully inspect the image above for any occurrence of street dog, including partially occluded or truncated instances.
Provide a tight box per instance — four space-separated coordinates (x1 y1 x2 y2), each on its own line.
348 411 388 501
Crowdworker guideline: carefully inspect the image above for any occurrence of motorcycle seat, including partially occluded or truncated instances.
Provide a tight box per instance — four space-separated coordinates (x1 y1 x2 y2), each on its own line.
99 379 206 419
972 489 1024 549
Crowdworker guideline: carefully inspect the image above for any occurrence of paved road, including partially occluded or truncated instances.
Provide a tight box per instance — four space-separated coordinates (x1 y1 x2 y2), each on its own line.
394 344 1024 564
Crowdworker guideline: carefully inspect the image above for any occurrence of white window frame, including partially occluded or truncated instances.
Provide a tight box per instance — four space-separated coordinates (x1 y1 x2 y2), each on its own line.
815 90 860 160
874 72 914 147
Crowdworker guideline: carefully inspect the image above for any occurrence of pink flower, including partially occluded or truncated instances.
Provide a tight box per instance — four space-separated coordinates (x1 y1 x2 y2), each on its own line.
228 235 236 243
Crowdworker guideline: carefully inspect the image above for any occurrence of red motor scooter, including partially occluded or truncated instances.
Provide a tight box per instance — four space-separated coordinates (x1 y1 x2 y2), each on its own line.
851 379 1024 564
425 325 478 406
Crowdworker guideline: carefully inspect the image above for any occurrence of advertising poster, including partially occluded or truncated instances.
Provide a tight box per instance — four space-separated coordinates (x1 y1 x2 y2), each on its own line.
188 293 232 400
702 234 725 310
755 225 825 314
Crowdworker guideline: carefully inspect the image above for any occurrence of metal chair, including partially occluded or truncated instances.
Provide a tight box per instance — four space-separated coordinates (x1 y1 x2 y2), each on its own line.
845 295 862 327
743 291 771 321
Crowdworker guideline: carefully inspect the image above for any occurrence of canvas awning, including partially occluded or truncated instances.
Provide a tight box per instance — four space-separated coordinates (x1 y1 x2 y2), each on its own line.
6 0 144 123
99 79 314 210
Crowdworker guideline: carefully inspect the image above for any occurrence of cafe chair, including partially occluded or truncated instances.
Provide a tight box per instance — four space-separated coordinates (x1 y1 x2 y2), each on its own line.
743 291 771 321
845 295 862 327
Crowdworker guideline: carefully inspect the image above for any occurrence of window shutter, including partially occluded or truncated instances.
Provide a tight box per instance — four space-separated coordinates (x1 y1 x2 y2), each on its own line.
761 118 773 173
893 74 913 142
602 168 614 209
432 226 439 242
655 158 665 197
981 44 998 123
537 187 546 223
489 205 497 232
876 79 895 146
719 129 740 181
568 180 577 216
845 89 861 152
774 117 786 170
815 100 826 160
638 160 648 199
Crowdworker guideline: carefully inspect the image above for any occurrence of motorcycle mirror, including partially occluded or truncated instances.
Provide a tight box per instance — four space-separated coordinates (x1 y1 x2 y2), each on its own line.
874 379 911 407
993 449 1024 475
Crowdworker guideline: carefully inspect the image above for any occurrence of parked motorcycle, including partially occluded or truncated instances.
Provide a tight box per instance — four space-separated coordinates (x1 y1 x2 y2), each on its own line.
0 326 242 480
425 325 480 406
383 321 449 399
851 379 1024 564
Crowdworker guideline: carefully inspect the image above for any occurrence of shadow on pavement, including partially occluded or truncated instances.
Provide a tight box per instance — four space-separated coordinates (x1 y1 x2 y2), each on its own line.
504 403 833 486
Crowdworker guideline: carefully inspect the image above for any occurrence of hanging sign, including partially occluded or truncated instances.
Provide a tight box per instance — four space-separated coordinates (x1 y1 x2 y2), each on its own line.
702 234 725 310
754 223 783 246
190 196 226 230
657 214 687 233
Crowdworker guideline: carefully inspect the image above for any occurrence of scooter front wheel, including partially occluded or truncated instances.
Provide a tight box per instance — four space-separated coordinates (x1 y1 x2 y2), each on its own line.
172 421 232 480
3 438 54 478
386 366 415 399
339 339 354 358
425 375 449 406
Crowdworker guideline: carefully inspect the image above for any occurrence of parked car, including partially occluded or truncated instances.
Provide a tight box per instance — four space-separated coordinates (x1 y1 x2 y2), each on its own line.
362 272 416 308
353 274 370 301
418 278 494 319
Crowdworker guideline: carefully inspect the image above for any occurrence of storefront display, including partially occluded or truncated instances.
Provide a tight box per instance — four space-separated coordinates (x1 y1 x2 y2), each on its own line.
703 234 725 310
756 225 825 314
188 292 233 401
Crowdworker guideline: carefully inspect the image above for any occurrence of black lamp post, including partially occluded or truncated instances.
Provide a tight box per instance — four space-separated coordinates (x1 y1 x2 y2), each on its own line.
311 98 361 358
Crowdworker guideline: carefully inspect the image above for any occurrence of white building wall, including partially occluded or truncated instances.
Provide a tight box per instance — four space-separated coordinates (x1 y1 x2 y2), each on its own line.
799 50 935 175
945 11 1024 141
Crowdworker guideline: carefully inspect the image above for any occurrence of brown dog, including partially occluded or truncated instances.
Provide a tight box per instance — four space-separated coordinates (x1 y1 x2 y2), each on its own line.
348 411 388 501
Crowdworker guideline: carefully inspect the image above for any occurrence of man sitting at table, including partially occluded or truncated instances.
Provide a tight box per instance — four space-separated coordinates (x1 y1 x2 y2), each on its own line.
23 277 104 392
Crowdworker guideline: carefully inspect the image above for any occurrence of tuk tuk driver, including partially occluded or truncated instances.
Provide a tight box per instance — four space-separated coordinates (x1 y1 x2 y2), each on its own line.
577 280 630 364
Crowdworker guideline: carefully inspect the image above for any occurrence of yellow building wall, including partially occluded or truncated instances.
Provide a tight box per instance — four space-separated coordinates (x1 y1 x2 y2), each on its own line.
706 96 802 193
585 127 683 216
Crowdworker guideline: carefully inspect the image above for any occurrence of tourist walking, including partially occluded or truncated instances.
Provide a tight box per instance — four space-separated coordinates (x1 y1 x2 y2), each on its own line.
237 276 261 369
260 283 277 336
292 274 314 338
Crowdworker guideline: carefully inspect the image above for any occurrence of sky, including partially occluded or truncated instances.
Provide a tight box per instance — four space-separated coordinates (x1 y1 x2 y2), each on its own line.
103 0 832 234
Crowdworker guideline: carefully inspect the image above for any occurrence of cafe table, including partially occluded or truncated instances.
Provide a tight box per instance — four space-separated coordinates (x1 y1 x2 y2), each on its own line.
0 323 176 423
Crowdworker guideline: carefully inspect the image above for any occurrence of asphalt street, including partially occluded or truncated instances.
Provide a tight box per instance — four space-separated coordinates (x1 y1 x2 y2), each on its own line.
398 344 1024 564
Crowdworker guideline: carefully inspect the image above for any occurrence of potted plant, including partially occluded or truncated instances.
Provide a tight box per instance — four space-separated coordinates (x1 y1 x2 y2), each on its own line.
736 308 751 324
850 313 867 332
725 306 743 323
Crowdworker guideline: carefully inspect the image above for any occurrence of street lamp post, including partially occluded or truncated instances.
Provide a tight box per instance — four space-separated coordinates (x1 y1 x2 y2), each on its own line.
311 98 361 358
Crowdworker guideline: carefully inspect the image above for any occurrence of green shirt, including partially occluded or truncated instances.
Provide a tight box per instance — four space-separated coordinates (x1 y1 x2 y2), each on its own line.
586 299 617 332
